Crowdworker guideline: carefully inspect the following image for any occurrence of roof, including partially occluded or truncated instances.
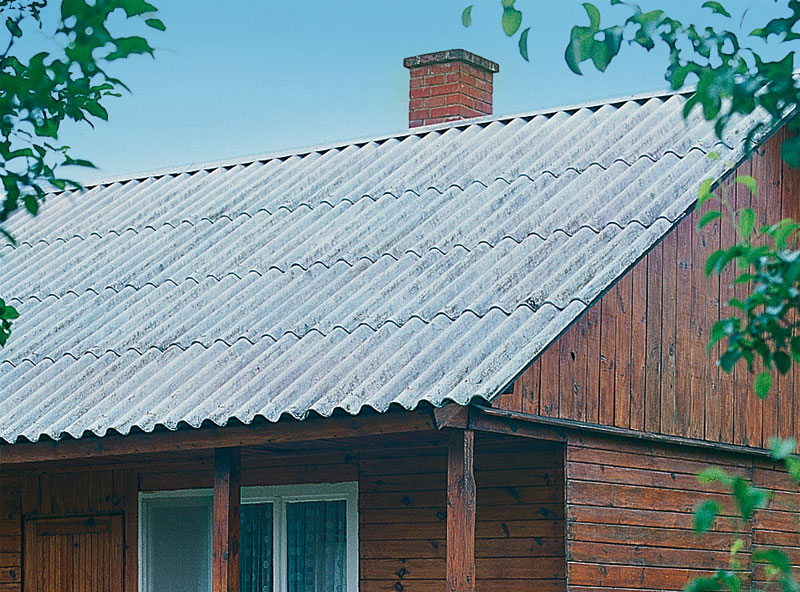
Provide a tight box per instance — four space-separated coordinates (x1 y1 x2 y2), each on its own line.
0 90 769 444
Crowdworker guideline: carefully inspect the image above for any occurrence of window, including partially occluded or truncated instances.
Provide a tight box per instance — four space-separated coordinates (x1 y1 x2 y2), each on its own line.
140 483 358 592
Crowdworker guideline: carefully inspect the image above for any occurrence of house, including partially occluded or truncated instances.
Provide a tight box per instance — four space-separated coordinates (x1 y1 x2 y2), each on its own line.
0 48 798 592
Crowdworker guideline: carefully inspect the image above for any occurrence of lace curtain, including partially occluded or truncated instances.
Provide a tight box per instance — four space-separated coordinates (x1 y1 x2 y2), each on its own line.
286 501 347 592
241 503 274 592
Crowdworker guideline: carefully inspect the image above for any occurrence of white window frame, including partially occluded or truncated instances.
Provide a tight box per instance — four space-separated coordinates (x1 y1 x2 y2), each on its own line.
139 482 359 592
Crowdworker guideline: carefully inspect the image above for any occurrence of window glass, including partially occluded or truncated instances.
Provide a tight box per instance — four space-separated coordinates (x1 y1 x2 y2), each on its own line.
240 503 274 592
287 500 347 592
144 497 212 592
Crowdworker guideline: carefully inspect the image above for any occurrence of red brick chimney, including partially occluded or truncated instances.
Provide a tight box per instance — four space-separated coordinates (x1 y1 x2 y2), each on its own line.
403 49 499 128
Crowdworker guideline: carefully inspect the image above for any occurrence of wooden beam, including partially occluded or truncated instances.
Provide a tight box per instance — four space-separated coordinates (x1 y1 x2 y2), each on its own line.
475 407 776 457
446 429 476 592
122 468 139 592
432 403 470 429
0 410 435 465
213 447 241 592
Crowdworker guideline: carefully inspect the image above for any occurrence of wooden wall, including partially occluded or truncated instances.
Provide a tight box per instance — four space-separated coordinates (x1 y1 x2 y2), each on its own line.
0 435 565 592
359 437 565 592
565 432 800 591
497 127 800 449
0 468 136 592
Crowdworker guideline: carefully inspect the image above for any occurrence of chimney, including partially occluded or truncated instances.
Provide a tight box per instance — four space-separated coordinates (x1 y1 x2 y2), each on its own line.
403 49 499 128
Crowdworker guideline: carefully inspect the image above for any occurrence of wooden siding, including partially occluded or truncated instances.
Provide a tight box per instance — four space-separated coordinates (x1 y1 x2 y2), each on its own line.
498 127 800 448
359 438 565 592
566 432 800 591
0 435 565 592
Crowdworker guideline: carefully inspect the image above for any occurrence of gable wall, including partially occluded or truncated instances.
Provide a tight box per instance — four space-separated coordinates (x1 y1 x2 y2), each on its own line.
496 127 800 448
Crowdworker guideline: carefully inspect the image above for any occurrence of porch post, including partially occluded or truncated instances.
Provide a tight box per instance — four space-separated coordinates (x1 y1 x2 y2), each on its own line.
213 447 241 592
446 429 476 592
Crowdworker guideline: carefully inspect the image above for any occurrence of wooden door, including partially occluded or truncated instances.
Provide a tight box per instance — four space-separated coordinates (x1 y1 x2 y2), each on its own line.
24 515 124 592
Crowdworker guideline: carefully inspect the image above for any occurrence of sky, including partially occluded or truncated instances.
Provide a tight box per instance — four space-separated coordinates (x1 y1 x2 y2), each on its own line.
44 0 788 183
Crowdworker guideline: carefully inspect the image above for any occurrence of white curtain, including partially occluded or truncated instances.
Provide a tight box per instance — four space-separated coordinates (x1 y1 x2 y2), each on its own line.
286 501 347 592
144 499 212 592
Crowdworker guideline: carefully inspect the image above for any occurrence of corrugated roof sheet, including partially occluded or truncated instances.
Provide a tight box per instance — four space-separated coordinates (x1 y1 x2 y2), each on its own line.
0 91 770 443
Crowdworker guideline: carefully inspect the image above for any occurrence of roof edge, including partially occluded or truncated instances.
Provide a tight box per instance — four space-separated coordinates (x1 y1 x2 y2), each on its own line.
81 86 693 190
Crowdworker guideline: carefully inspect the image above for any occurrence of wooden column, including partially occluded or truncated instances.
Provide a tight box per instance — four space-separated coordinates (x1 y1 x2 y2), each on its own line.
213 447 241 592
446 429 476 592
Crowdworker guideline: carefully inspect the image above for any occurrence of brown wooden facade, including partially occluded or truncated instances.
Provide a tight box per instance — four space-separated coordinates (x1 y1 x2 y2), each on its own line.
0 419 566 592
495 127 800 449
3 128 800 592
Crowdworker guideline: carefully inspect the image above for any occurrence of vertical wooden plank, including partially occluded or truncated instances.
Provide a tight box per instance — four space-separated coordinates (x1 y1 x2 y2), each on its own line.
630 260 647 432
644 245 663 434
519 360 541 416
675 212 693 438
690 194 718 441
123 468 139 592
613 276 633 429
539 344 560 417
584 303 601 425
712 175 734 444
660 226 678 436
558 322 576 420
752 141 781 445
447 430 476 592
598 296 617 426
213 447 241 592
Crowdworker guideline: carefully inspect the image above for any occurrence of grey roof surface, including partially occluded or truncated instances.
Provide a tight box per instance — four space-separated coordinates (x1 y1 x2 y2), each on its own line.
0 91 768 444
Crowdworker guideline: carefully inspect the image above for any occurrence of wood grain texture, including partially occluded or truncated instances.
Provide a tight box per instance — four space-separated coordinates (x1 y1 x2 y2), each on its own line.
446 430 476 592
503 130 798 449
212 447 241 592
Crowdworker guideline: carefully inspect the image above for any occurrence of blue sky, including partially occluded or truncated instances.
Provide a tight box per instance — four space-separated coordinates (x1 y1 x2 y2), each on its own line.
52 1 784 182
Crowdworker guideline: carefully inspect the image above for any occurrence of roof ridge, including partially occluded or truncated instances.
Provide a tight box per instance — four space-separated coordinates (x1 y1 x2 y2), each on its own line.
81 86 694 189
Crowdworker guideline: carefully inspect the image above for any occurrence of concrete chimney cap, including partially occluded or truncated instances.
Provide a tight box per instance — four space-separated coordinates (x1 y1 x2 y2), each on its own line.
403 49 500 74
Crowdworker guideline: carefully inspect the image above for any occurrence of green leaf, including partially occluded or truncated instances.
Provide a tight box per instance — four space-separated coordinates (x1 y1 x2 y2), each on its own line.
697 177 714 206
698 210 721 230
502 3 522 36
718 350 740 373
701 1 732 18
754 371 773 398
0 305 19 320
732 476 768 520
461 5 473 27
738 208 755 238
791 336 800 361
698 467 730 485
694 500 721 533
118 0 158 17
145 18 166 32
769 436 797 460
753 548 792 573
5 17 22 38
518 27 530 61
774 351 792 375
735 175 758 195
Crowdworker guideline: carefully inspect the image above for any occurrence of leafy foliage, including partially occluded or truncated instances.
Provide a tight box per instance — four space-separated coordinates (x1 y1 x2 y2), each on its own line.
467 0 800 588
0 0 163 343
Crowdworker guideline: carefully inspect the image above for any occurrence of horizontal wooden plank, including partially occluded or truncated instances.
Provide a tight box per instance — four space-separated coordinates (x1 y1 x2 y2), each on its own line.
567 562 721 589
569 523 746 552
361 519 561 541
0 410 436 465
361 503 563 525
569 541 740 569
361 485 560 510
361 557 564 580
568 505 740 533
360 579 564 592
360 537 564 560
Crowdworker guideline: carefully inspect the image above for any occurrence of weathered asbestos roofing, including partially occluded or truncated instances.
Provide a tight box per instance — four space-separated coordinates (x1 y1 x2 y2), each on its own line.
0 91 768 444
